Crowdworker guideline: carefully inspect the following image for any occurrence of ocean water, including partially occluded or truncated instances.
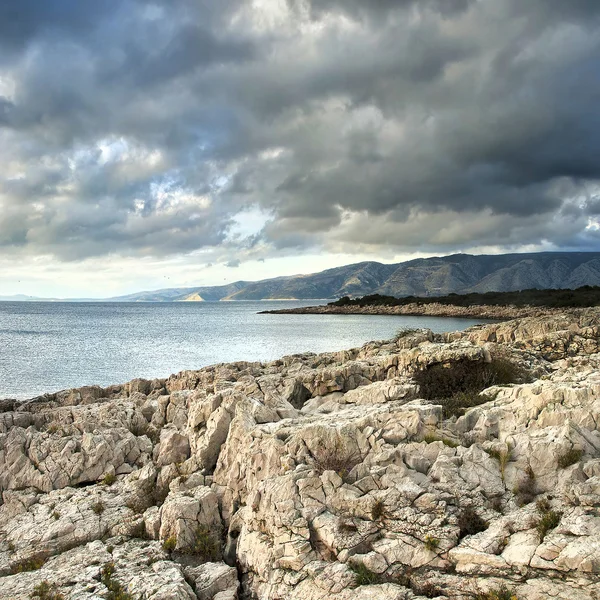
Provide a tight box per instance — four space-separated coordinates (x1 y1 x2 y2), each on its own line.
0 301 484 400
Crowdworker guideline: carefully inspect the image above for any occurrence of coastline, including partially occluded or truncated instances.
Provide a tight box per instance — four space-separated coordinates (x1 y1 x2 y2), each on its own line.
1 307 600 599
259 301 559 320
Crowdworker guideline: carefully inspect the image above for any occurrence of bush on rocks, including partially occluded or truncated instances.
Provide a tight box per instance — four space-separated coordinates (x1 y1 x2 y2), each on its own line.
414 358 529 418
311 438 361 482
30 581 64 600
474 584 518 600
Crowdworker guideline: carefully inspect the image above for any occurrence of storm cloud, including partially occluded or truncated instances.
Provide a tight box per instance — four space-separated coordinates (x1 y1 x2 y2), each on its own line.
1 0 600 265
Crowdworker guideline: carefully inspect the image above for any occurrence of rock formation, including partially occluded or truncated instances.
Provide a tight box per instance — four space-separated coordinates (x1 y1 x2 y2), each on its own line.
1 308 599 599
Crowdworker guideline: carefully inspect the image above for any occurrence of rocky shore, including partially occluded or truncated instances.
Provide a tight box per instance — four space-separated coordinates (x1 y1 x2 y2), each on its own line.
259 302 562 320
1 309 600 599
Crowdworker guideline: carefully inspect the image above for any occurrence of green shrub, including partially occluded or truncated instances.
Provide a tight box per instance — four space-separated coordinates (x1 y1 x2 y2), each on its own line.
557 448 583 469
439 391 495 419
102 473 116 486
474 584 518 600
458 507 487 539
92 501 105 515
536 507 561 541
30 581 65 600
535 498 551 513
414 358 528 404
10 554 47 574
424 535 439 551
188 525 221 562
100 562 134 600
329 287 600 310
350 563 381 586
162 536 177 553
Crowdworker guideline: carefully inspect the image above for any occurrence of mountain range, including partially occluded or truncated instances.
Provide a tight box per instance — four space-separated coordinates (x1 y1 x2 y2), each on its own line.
105 251 600 302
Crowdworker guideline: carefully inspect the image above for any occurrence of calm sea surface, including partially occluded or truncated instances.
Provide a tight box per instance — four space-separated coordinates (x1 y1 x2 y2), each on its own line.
0 301 483 400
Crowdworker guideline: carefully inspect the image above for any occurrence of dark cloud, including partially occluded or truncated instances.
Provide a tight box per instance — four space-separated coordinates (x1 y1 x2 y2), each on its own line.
0 0 599 264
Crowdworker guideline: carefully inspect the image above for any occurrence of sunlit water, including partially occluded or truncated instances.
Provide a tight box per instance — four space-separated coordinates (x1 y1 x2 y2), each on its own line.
0 301 484 399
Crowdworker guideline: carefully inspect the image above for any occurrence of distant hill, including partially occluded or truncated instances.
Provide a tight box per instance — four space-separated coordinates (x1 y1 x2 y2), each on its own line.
103 251 600 302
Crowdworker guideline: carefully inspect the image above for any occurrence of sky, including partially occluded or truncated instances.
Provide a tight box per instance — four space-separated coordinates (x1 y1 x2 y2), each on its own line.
1 0 600 297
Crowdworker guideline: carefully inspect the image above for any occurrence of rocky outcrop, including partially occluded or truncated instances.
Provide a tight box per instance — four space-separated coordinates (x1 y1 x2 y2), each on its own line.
0 308 599 599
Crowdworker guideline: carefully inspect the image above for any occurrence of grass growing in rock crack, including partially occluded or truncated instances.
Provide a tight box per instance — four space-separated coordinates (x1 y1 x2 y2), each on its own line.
350 563 381 586
162 536 177 553
474 583 518 600
424 535 440 552
414 358 529 419
535 501 561 541
487 447 512 482
557 448 584 469
100 562 134 600
30 581 65 600
10 554 47 574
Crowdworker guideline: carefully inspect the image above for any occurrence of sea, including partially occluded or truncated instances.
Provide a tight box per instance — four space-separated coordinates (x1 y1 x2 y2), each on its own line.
0 301 484 400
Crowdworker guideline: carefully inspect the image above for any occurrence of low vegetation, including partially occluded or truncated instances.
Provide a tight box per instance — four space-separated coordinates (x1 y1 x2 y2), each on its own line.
102 473 116 486
30 581 65 600
350 563 381 586
422 432 460 448
100 562 134 600
331 286 600 309
557 448 584 468
474 584 519 600
161 536 177 553
92 500 105 515
535 500 561 541
424 535 440 551
311 438 361 482
458 507 488 539
414 358 528 419
10 555 47 574
188 525 221 562
487 447 512 482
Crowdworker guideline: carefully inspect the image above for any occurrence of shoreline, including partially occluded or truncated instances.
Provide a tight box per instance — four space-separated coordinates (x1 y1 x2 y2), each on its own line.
259 301 560 320
1 307 600 599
